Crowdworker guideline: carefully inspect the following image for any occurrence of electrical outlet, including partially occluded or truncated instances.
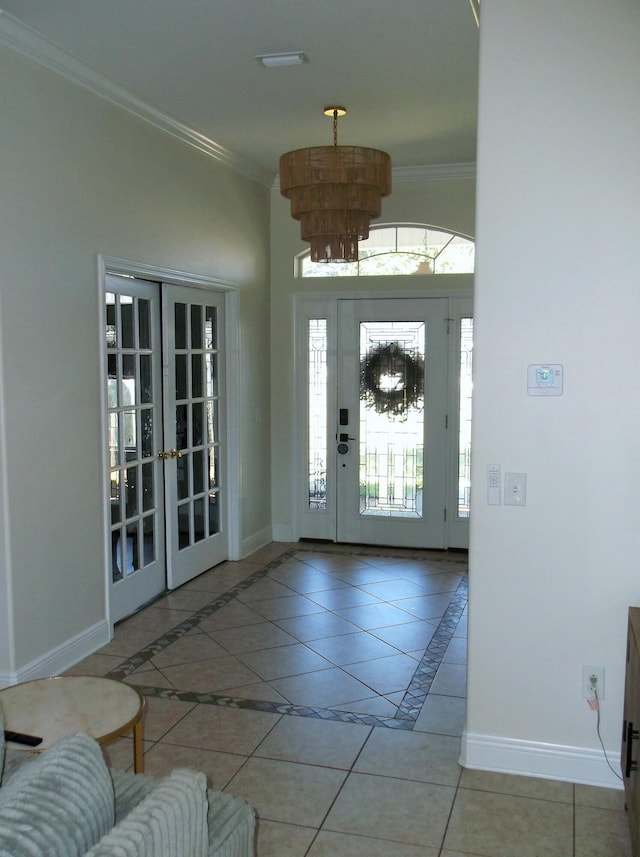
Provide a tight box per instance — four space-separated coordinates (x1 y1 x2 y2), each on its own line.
582 665 605 699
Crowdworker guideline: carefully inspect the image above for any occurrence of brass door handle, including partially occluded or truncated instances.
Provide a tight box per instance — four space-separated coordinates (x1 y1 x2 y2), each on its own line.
158 449 183 459
169 448 183 458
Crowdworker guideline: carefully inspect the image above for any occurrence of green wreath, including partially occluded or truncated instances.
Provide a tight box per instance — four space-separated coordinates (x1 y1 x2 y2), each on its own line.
360 342 425 416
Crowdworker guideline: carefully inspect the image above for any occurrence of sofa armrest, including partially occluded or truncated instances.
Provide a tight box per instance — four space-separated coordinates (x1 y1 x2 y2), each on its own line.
86 768 208 857
108 767 256 857
207 791 255 857
0 733 114 857
110 767 160 825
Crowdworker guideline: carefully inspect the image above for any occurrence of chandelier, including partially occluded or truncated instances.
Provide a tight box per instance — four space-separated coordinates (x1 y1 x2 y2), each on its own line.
279 107 392 263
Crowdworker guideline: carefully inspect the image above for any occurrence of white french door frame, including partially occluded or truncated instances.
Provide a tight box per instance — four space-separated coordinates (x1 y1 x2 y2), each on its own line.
293 286 472 550
98 255 241 629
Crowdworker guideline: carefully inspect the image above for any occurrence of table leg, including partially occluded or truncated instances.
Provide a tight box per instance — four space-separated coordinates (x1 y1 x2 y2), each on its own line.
133 719 144 773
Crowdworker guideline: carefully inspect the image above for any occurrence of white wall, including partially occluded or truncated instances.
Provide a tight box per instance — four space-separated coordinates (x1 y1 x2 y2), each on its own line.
270 173 476 540
465 0 640 786
0 46 271 681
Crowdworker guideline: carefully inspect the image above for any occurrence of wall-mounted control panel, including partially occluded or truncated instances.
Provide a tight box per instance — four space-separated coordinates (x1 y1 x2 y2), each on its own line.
487 464 501 505
527 364 563 396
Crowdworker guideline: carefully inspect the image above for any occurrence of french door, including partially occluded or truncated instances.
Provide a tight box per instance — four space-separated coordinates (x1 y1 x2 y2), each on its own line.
297 294 472 549
105 274 228 622
163 284 227 589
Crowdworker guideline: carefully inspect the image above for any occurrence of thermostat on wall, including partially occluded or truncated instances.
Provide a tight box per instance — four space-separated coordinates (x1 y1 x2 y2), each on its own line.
527 364 563 396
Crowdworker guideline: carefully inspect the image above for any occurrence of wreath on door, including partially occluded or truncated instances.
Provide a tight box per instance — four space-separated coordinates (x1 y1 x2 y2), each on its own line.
360 342 424 416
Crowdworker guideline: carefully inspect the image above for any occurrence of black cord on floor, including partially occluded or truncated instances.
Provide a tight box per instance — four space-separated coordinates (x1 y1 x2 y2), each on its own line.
593 688 623 782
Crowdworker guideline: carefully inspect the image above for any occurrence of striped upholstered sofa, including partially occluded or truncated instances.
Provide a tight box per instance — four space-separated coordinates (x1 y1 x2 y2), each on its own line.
0 712 255 857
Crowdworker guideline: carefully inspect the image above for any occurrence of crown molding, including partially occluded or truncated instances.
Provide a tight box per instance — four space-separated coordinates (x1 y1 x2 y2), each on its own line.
0 11 274 188
393 162 476 182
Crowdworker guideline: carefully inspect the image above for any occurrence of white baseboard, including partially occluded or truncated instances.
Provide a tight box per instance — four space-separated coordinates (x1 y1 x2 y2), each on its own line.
0 620 111 687
240 527 273 559
461 730 624 790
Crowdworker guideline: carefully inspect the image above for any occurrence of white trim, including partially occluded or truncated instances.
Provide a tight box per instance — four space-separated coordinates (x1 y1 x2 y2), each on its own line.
296 285 473 302
469 0 480 28
99 256 239 293
393 163 476 183
0 620 110 688
240 526 273 558
461 730 624 790
0 11 273 188
96 255 112 631
224 291 242 561
0 293 16 679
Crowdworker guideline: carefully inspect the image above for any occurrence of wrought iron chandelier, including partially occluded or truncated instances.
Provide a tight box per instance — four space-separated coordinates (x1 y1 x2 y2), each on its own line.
279 107 392 263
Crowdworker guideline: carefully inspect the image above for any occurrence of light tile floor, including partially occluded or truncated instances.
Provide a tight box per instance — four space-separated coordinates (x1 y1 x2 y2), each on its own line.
70 542 632 856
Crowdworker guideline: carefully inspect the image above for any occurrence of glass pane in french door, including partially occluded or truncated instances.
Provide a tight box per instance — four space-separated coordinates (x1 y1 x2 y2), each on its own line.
105 275 166 622
165 286 227 590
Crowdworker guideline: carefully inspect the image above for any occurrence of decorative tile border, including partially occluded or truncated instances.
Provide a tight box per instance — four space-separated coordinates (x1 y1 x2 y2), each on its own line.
397 574 468 720
108 547 467 730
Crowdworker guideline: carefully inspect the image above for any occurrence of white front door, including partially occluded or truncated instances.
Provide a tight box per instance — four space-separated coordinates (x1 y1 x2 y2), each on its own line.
105 275 229 621
336 298 448 547
296 293 472 550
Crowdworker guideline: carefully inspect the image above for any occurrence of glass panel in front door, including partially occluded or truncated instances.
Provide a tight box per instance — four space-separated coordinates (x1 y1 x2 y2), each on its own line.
105 277 166 622
359 321 425 519
165 287 226 590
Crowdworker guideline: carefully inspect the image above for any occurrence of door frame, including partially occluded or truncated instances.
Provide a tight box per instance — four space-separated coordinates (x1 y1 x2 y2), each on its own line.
293 284 472 549
98 255 241 628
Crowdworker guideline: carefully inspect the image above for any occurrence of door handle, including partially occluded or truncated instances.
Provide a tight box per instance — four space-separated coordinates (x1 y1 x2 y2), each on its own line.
158 449 183 459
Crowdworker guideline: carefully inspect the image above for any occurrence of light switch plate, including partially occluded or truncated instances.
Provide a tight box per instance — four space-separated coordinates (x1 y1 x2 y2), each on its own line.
504 472 526 506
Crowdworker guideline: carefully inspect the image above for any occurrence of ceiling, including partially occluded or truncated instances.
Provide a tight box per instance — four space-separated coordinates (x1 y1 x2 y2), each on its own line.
0 0 479 183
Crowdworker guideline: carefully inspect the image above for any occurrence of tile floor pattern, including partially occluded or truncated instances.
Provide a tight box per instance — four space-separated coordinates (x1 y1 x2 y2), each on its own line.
69 542 632 856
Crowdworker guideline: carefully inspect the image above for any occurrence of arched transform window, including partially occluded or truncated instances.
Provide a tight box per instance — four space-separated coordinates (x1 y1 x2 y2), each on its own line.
298 224 474 278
